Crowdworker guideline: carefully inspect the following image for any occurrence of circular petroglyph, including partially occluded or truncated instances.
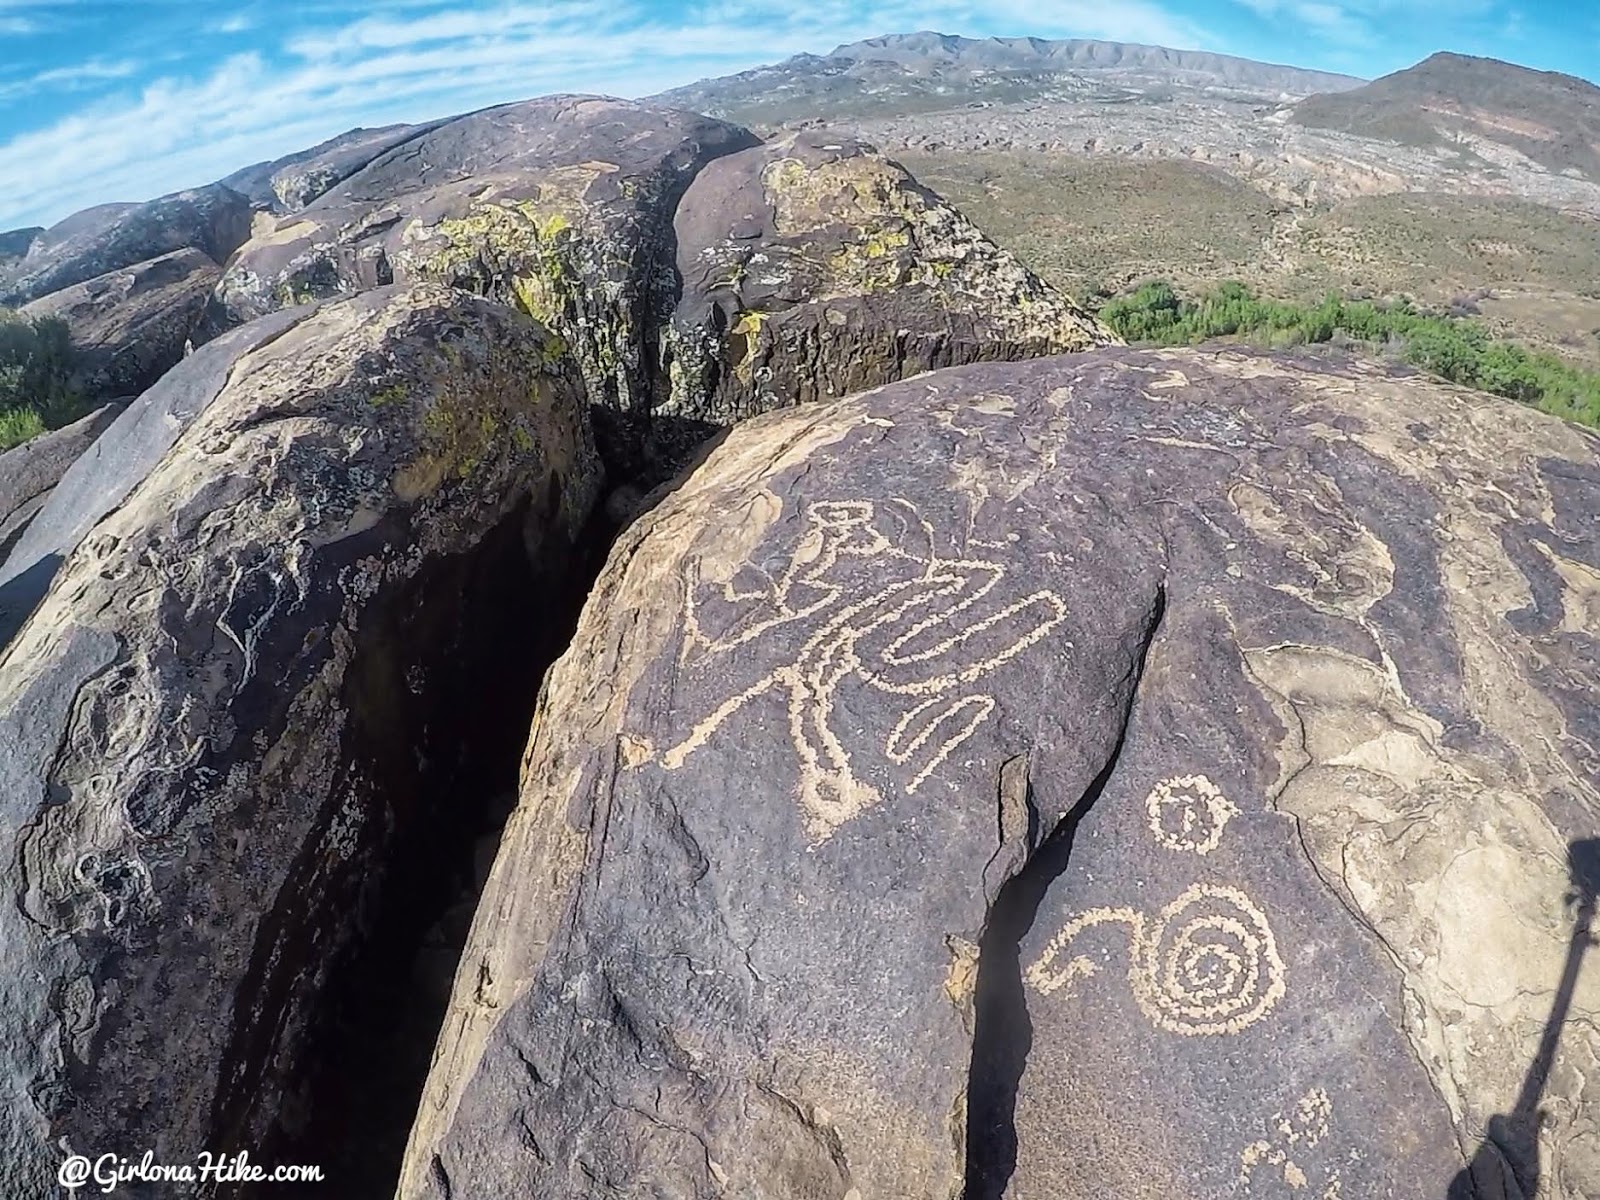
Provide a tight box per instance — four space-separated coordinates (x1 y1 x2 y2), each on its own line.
1145 773 1238 855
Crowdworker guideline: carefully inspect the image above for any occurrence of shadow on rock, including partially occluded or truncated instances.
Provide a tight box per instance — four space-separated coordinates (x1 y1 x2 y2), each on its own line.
1446 837 1600 1199
0 552 62 651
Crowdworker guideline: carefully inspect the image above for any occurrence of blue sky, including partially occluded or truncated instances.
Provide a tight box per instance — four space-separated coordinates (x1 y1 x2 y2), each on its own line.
0 0 1593 230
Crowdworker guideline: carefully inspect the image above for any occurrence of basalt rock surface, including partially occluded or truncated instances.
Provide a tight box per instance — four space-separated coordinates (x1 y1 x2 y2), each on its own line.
661 132 1114 430
398 347 1600 1200
20 248 219 403
0 402 122 562
0 186 253 307
207 96 759 475
0 283 600 1197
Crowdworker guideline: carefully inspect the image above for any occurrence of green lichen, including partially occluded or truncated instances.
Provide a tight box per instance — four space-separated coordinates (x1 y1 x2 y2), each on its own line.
368 384 408 408
274 280 319 307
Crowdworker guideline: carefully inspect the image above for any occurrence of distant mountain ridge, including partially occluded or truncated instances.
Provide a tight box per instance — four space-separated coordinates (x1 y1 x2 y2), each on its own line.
649 30 1365 125
825 32 1363 93
1291 51 1600 179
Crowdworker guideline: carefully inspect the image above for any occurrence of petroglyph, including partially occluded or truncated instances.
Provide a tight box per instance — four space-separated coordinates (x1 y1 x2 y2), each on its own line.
1025 883 1287 1036
1145 774 1238 855
656 499 1068 841
1239 1088 1341 1197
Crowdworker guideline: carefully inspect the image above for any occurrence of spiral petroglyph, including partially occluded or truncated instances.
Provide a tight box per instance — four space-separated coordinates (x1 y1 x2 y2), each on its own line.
1025 883 1287 1036
1145 773 1238 855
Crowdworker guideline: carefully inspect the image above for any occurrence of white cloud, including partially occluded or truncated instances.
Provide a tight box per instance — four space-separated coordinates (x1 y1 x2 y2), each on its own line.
957 0 1214 48
0 0 1224 229
1236 0 1371 44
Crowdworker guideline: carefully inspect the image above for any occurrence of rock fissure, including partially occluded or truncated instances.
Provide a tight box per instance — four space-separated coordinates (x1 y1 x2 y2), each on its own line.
275 494 618 1197
962 582 1168 1200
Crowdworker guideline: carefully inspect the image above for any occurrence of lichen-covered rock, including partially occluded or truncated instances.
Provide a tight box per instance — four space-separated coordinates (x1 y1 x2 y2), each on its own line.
660 133 1115 434
208 96 759 473
398 348 1599 1200
0 186 253 306
0 402 122 561
0 283 600 1196
19 248 219 403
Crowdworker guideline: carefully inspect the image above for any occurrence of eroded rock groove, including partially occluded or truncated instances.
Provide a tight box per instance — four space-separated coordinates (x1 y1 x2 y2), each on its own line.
963 583 1167 1200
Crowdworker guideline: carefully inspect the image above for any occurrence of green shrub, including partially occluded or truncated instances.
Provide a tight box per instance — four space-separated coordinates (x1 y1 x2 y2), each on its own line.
0 308 82 446
0 405 45 451
1099 279 1600 428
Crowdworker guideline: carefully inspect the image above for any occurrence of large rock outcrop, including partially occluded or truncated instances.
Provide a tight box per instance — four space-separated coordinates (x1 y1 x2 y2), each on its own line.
0 186 253 306
207 97 759 459
399 348 1599 1199
0 402 122 561
20 248 219 402
0 283 600 1195
208 101 1115 484
662 133 1113 427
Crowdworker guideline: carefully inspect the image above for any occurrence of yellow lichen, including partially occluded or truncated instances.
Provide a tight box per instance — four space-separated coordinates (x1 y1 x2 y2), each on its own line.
728 310 767 384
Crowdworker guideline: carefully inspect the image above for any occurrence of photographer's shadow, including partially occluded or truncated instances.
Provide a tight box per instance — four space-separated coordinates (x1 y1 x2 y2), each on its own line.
1446 837 1600 1199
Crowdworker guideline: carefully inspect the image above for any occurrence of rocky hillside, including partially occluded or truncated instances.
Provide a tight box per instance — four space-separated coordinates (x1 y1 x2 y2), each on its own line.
1292 51 1600 181
0 83 1596 1200
650 30 1363 126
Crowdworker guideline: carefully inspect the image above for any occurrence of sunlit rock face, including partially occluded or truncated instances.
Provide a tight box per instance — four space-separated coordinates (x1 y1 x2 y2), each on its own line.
397 345 1600 1199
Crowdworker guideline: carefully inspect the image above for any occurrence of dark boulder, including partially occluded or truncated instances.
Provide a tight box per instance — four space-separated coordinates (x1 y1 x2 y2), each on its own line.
0 304 310 646
0 186 253 306
397 348 1600 1199
19 248 219 403
662 133 1114 429
0 283 600 1196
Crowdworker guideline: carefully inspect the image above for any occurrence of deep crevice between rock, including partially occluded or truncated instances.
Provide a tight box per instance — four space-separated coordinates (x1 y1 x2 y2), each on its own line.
962 583 1167 1200
253 484 624 1200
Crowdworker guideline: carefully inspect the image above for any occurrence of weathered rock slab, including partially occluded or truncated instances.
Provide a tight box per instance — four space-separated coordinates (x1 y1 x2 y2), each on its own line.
218 122 444 213
399 348 1600 1200
20 248 219 402
0 186 252 306
0 283 600 1196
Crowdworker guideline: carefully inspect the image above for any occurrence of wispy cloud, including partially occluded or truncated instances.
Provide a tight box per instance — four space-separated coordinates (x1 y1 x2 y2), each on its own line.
0 59 139 106
0 0 1222 229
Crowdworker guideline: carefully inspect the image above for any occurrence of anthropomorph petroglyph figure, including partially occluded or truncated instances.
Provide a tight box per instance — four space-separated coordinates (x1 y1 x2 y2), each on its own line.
656 498 1068 841
1240 1088 1342 1198
1025 883 1287 1036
